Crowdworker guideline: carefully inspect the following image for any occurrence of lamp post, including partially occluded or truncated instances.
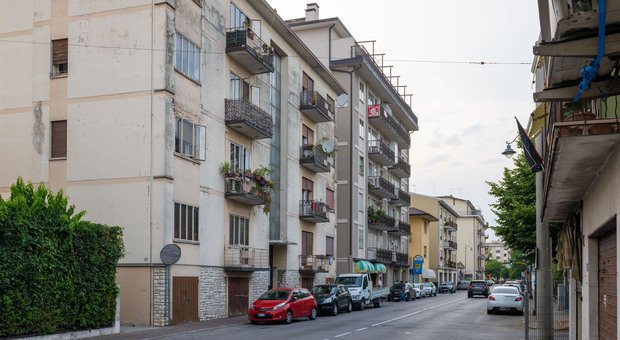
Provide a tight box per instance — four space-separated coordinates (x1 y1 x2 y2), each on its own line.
463 245 472 280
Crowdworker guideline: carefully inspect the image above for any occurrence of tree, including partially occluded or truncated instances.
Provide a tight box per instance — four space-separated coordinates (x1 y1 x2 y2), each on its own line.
485 258 507 280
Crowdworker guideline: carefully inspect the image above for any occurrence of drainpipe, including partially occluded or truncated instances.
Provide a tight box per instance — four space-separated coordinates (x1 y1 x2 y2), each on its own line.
149 0 155 326
328 24 335 63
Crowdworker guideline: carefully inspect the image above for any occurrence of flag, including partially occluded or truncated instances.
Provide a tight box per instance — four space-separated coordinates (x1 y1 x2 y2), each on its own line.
516 117 544 172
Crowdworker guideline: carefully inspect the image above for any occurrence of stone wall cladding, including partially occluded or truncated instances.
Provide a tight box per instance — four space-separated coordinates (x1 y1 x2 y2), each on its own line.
279 270 300 287
200 266 227 320
249 271 270 303
152 267 166 326
314 272 327 286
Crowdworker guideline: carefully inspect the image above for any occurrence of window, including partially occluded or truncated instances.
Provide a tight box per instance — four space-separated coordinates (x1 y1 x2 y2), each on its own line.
230 3 248 30
367 92 377 106
496 249 500 253
326 94 335 113
51 120 67 158
326 236 334 256
174 203 199 241
358 192 364 212
175 33 200 82
51 39 68 76
229 215 249 246
359 81 365 102
302 72 314 95
496 256 500 260
326 188 334 211
424 222 428 234
175 117 206 160
424 246 427 258
359 156 364 176
358 226 364 249
302 124 314 146
230 142 251 173
301 231 314 256
358 117 364 140
302 177 313 201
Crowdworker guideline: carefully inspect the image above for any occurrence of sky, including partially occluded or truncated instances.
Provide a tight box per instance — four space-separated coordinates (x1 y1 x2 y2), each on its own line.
267 0 540 241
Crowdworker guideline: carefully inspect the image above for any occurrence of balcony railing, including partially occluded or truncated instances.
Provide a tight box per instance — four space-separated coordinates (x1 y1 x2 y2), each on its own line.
225 177 265 206
368 214 396 232
298 254 330 273
371 247 394 265
368 176 395 198
367 104 411 148
477 267 485 273
444 220 458 232
368 140 395 166
299 200 329 223
443 240 457 251
477 228 485 236
224 246 269 271
225 99 273 139
394 251 409 267
388 220 411 236
445 260 456 269
299 145 330 173
478 241 486 248
389 188 410 207
388 156 411 179
225 27 274 75
300 90 334 123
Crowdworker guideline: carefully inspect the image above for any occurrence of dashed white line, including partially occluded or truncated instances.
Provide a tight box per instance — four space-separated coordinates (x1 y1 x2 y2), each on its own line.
334 332 351 338
355 327 367 332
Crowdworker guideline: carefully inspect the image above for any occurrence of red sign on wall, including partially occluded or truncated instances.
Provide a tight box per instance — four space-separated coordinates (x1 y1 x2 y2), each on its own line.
368 104 380 117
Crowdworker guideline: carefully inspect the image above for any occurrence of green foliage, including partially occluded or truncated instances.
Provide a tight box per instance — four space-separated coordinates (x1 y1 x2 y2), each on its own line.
0 178 124 337
485 258 507 280
367 206 386 223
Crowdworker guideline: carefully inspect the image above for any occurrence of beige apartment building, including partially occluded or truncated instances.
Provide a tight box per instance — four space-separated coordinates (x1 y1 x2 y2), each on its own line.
287 4 419 286
408 207 437 283
0 0 344 326
486 241 510 264
439 196 488 280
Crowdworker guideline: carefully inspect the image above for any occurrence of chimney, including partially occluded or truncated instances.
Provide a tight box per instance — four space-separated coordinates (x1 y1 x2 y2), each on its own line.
305 3 319 21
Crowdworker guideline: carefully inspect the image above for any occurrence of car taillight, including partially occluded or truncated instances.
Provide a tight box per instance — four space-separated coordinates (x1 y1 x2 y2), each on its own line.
484 285 488 289
488 295 495 301
515 296 523 302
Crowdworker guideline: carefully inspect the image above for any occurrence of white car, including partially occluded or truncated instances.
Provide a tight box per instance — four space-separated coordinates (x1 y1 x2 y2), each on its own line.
421 282 437 297
487 286 524 315
412 283 423 299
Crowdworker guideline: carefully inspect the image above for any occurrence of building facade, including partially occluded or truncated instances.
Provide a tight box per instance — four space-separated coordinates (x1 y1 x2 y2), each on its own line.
288 4 419 286
439 196 488 280
408 207 437 283
0 0 344 326
486 241 510 264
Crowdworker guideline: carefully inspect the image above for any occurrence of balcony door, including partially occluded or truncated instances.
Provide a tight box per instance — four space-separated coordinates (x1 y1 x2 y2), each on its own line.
302 72 314 94
301 231 314 268
302 177 314 201
302 124 314 146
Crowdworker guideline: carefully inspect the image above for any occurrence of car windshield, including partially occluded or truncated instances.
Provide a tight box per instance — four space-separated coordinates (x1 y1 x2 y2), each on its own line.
471 281 485 286
258 290 290 300
391 283 403 289
335 276 362 287
441 282 451 285
423 283 432 287
311 286 336 295
493 287 519 294
413 284 421 288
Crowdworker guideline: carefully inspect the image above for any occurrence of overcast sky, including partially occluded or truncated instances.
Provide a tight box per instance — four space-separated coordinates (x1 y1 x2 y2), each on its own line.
268 0 540 241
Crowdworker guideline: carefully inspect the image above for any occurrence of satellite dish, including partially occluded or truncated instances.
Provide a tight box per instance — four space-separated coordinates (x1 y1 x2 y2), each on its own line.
336 94 348 107
322 140 335 153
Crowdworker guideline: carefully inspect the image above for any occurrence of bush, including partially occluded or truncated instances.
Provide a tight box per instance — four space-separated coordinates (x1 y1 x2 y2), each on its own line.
0 178 124 337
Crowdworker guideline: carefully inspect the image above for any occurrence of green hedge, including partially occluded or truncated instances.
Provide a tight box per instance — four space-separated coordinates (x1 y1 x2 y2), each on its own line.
0 178 124 337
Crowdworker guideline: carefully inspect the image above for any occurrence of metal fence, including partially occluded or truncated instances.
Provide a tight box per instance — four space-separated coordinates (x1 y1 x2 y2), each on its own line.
524 266 569 339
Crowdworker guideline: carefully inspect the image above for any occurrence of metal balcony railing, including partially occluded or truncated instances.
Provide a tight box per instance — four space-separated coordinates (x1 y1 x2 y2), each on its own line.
443 240 457 251
299 200 329 223
368 214 396 232
224 246 269 271
445 260 456 269
373 247 394 264
368 176 395 198
388 156 411 179
477 229 485 236
444 220 458 231
299 145 330 173
298 254 330 273
225 27 274 75
368 140 395 166
388 220 411 236
389 188 410 207
367 104 411 148
225 99 273 139
300 90 334 123
394 251 409 266
225 177 265 206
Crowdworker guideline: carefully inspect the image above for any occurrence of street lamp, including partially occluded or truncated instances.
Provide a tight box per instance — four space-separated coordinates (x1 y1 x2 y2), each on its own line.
463 245 473 280
502 136 518 158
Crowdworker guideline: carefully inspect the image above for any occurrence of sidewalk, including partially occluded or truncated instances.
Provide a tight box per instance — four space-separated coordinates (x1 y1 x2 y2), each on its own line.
98 316 248 339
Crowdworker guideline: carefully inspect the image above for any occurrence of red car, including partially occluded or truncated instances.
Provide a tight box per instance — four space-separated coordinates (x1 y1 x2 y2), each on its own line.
248 287 318 324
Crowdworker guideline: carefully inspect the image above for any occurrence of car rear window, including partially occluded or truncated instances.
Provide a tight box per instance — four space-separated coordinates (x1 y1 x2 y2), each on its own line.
493 287 519 294
471 281 486 286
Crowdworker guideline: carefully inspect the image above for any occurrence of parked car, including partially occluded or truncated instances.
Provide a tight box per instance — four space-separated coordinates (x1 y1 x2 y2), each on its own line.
421 282 437 297
335 273 389 310
503 282 524 296
438 281 456 294
412 283 423 298
467 280 490 298
487 286 524 315
248 288 317 324
388 282 415 301
310 284 353 316
456 280 469 290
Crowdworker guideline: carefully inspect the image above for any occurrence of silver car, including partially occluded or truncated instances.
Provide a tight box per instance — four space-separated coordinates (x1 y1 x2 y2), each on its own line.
487 286 524 315
421 282 437 297
412 283 423 298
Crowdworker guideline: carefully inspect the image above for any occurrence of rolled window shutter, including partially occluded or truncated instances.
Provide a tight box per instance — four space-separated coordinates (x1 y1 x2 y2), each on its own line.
52 39 68 64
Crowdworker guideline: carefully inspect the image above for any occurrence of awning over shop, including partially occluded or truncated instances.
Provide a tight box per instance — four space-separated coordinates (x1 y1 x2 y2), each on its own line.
374 263 386 273
422 269 436 279
355 260 375 273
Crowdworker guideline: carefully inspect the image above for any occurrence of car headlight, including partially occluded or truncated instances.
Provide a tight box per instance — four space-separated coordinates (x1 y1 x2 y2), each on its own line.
250 303 254 309
272 302 286 310
323 297 333 304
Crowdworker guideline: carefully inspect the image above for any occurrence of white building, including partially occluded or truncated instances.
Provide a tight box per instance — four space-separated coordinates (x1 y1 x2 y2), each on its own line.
486 241 509 264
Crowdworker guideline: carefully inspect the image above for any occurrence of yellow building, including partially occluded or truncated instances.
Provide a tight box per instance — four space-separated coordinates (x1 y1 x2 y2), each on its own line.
408 207 437 283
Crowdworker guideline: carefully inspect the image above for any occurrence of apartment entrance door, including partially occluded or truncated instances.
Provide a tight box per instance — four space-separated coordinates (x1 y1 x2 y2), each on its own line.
598 228 617 340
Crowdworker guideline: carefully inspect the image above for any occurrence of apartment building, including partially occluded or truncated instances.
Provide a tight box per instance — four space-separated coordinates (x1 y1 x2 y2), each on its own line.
410 194 458 284
439 196 488 280
0 0 343 326
287 4 419 286
408 207 437 283
486 241 510 264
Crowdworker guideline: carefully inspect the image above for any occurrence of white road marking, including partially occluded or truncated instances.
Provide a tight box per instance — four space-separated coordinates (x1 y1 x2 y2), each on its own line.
355 327 367 332
371 297 465 327
334 332 351 338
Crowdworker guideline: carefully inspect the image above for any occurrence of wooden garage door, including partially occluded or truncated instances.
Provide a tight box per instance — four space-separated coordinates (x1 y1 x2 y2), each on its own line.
172 276 199 325
301 277 314 290
599 229 617 340
228 277 249 317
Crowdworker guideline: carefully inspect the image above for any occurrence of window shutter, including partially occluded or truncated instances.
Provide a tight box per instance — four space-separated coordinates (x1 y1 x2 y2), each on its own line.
52 39 68 64
194 125 206 160
51 120 67 158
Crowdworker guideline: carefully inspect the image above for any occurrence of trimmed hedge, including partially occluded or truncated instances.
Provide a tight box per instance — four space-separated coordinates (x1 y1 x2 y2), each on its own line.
0 178 124 337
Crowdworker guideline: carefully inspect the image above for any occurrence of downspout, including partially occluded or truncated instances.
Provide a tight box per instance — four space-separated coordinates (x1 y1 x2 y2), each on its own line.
149 0 155 325
328 24 335 63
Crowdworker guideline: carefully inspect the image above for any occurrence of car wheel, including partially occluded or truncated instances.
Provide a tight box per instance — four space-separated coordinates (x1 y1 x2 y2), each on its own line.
309 307 317 320
433 292 437 297
284 310 293 324
373 298 382 308
250 320 258 324
468 294 472 298
331 303 338 316
359 299 365 311
517 310 524 316
346 300 353 313
405 293 410 302
487 309 493 315
387 296 392 302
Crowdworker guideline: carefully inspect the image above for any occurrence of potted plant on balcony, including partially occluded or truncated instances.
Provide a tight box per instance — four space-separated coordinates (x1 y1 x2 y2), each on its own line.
219 161 238 178
368 206 386 223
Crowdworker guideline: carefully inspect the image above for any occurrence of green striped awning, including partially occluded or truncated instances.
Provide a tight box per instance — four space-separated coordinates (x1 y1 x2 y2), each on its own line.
374 263 387 273
355 260 375 273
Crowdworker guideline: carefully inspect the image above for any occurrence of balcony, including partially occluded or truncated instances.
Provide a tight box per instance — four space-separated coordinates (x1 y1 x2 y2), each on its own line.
225 177 265 206
225 99 273 140
478 241 486 248
477 228 485 236
367 104 411 148
225 28 274 75
541 99 620 222
368 214 396 232
368 176 395 198
368 247 394 265
300 90 334 123
224 246 269 272
388 220 411 236
299 145 330 173
299 255 330 274
388 156 411 179
389 188 410 207
445 260 456 269
443 220 458 232
394 252 409 267
477 267 485 273
478 254 486 260
299 200 329 223
367 140 395 166
443 240 457 251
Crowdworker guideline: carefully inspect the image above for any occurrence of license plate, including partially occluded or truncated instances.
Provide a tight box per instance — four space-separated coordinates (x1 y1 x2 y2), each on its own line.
257 313 266 317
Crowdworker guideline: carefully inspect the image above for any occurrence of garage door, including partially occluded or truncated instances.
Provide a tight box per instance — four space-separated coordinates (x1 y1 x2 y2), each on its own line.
172 276 199 325
228 277 249 317
598 229 617 340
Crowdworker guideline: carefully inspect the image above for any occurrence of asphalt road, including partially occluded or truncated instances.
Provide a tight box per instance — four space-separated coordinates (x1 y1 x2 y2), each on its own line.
158 291 524 340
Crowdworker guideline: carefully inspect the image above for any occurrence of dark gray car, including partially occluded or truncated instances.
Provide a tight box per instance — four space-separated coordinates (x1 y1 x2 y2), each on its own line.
438 281 456 293
467 280 489 297
311 284 353 316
